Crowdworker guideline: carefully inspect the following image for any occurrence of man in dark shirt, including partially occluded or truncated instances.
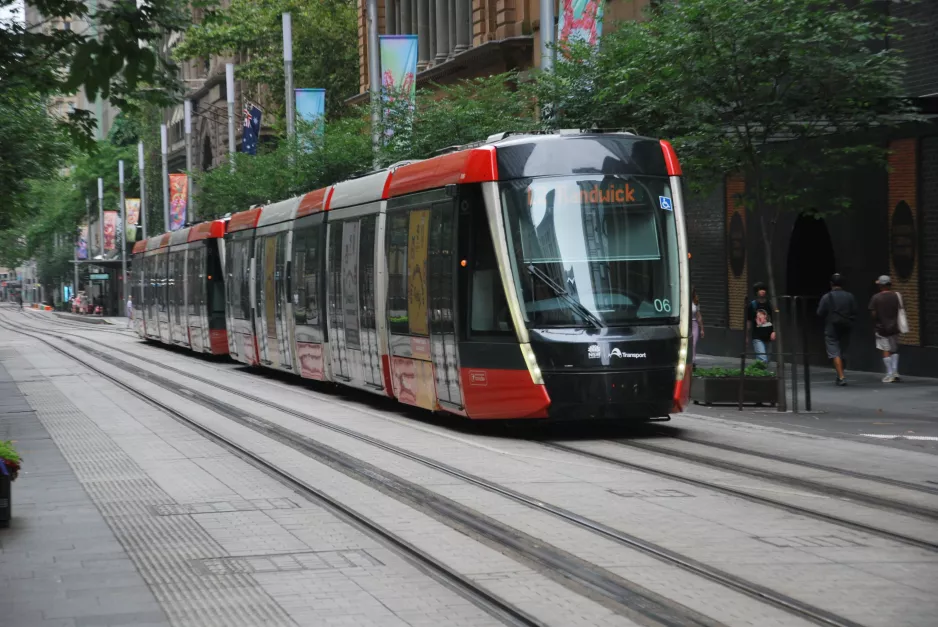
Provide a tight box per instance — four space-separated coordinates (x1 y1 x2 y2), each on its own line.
868 275 901 383
746 282 775 363
817 273 856 386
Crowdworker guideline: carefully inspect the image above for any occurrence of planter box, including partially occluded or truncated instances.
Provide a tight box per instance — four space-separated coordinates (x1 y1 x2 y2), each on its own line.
691 376 778 406
0 474 10 528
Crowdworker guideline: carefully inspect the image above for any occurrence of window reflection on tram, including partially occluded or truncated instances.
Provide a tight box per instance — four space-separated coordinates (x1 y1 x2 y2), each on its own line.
500 175 681 328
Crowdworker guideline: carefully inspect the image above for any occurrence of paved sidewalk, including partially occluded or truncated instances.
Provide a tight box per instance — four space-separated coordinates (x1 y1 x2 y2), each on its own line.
0 328 505 627
690 352 938 451
0 359 172 627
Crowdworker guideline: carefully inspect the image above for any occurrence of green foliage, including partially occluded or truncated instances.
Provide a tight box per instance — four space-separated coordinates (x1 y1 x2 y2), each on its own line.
1 0 186 146
196 115 373 217
539 0 917 204
694 361 775 379
0 439 22 480
0 88 72 230
175 0 358 122
195 74 540 218
0 441 21 465
380 74 540 164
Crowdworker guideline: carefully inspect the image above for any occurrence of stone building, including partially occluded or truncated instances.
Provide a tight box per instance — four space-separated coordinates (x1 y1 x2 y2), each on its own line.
352 0 652 99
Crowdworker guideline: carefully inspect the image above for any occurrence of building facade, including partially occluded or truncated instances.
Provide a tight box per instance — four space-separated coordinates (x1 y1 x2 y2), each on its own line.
23 3 120 139
353 0 651 98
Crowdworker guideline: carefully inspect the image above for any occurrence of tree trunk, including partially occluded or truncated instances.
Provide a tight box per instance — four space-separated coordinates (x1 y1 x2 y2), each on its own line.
758 211 787 412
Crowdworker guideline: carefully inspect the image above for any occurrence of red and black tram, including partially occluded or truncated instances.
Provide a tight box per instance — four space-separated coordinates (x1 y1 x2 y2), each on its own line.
134 130 691 420
132 220 228 354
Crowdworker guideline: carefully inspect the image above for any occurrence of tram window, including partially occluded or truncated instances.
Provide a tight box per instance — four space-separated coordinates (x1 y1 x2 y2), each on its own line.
206 245 226 321
387 211 409 334
359 216 377 331
293 225 321 328
187 250 197 316
469 210 512 335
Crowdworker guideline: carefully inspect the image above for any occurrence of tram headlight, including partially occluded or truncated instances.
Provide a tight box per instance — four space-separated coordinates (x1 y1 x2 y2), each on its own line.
676 337 689 380
521 343 544 385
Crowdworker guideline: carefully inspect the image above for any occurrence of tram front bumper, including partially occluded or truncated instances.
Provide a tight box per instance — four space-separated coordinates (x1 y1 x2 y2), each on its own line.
541 368 675 420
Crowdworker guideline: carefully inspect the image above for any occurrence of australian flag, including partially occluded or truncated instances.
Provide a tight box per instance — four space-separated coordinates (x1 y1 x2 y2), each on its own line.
241 103 262 155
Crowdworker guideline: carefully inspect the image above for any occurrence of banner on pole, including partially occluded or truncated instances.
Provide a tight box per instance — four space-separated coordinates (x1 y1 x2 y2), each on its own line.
241 103 263 155
103 211 118 251
76 224 88 260
379 35 418 137
295 89 326 152
296 89 326 126
558 0 605 48
169 174 188 231
125 198 140 242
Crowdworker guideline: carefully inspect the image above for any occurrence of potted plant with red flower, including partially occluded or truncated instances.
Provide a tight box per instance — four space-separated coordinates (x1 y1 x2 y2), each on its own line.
0 440 21 528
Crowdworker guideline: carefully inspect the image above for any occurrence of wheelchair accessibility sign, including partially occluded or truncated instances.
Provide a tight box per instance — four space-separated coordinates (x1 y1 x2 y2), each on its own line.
659 196 673 211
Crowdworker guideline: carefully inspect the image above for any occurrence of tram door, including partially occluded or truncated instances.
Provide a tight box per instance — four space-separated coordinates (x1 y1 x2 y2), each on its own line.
327 216 383 389
254 232 293 370
187 246 208 353
428 201 463 409
157 252 171 343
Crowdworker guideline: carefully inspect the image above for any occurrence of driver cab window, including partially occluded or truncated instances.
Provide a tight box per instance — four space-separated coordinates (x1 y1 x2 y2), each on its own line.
468 207 511 336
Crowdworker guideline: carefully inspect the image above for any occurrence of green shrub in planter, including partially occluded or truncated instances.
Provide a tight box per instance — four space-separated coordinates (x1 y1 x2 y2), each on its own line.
693 361 775 379
0 440 20 480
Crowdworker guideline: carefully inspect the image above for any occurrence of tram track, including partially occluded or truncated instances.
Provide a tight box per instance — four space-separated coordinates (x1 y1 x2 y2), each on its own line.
18 313 938 553
628 431 938 497
597 439 938 521
0 314 880 627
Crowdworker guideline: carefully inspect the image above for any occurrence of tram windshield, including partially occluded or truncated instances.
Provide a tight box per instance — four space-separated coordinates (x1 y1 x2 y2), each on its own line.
500 175 682 328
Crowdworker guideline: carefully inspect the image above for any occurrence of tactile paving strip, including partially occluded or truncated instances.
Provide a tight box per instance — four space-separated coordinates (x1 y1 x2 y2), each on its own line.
16 380 297 627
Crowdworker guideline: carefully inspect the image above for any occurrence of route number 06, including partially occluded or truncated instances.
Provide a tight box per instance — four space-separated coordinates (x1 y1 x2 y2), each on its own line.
654 299 672 313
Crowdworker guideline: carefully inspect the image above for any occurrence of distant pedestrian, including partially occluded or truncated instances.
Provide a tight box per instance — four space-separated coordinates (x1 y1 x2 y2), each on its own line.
126 295 133 328
16 293 22 310
746 282 775 363
868 275 902 383
691 287 704 366
817 273 857 386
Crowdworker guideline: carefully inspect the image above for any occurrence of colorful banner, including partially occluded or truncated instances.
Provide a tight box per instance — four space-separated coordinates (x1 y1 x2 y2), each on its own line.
296 89 326 126
241 103 263 155
125 198 140 242
76 224 88 260
558 0 605 48
103 211 118 251
169 174 188 231
379 35 418 137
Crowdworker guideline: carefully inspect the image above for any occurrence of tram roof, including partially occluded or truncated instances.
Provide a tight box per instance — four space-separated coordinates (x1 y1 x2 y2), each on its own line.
187 220 227 242
256 195 303 228
388 147 497 197
228 207 263 233
330 169 393 210
132 240 147 254
296 186 332 218
169 227 191 246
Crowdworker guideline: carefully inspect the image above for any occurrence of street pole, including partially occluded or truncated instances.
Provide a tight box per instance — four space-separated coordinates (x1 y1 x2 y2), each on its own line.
160 123 170 231
97 177 104 257
283 14 295 141
138 141 147 239
366 0 381 165
184 99 194 225
119 160 127 317
226 63 236 169
540 0 554 72
73 228 78 305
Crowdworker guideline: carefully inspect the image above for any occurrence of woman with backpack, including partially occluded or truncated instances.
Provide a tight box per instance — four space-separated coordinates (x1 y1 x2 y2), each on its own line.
817 273 857 386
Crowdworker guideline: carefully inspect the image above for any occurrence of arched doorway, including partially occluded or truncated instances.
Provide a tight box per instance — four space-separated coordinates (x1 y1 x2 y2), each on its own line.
786 214 837 362
202 135 213 172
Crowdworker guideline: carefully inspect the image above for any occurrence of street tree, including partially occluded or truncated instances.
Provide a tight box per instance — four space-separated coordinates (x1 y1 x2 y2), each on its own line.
538 0 918 408
174 0 358 123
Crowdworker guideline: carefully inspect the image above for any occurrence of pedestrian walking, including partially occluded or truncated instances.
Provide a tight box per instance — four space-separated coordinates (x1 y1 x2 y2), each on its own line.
746 282 775 363
817 273 856 386
691 287 704 366
126 295 133 328
868 275 903 383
